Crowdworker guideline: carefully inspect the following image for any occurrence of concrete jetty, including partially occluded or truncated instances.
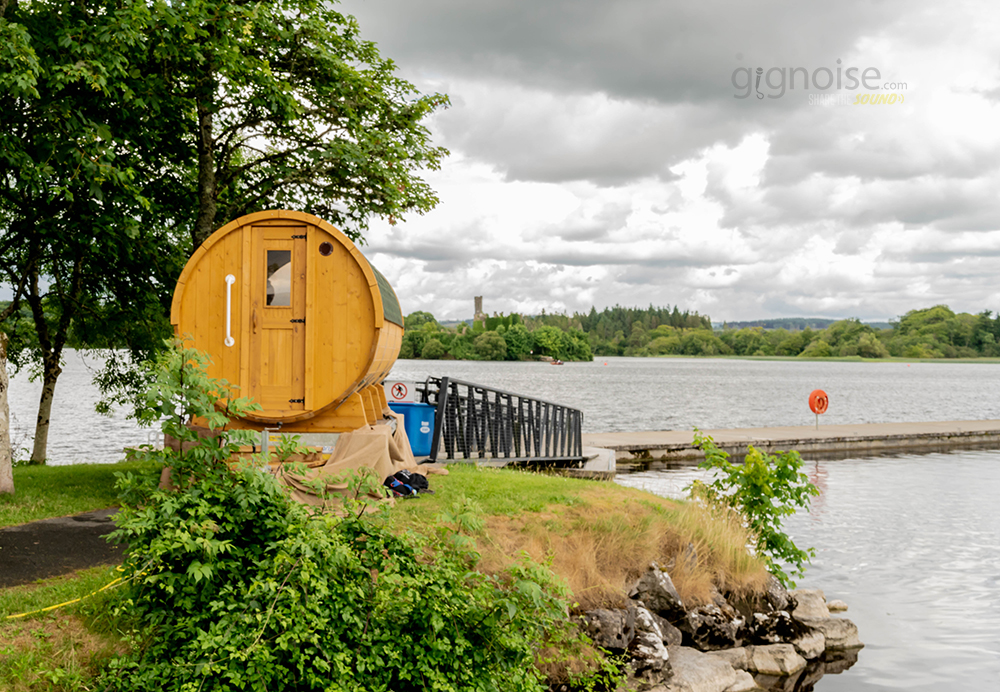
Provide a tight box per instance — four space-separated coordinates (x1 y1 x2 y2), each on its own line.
582 420 1000 471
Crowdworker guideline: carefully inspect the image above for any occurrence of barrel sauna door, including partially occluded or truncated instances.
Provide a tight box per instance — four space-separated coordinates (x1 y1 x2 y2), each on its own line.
249 226 307 412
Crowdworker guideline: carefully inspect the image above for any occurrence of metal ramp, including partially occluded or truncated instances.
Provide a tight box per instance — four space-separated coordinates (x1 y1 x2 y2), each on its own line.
417 376 586 467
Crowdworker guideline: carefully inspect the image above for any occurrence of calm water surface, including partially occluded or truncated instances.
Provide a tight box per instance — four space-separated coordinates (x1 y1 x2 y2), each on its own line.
18 354 1000 465
616 452 1000 690
390 356 1000 432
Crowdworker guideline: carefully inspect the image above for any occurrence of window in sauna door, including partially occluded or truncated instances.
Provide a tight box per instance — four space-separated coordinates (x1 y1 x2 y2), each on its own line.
266 250 292 306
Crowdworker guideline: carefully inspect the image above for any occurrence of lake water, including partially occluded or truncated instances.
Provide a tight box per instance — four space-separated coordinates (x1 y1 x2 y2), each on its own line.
9 353 1000 689
13 354 1000 464
617 452 1000 690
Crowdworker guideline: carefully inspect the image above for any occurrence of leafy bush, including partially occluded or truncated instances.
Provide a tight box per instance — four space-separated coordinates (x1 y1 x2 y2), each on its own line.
798 339 832 358
474 331 508 360
690 432 818 587
421 337 446 359
503 323 532 360
104 342 570 692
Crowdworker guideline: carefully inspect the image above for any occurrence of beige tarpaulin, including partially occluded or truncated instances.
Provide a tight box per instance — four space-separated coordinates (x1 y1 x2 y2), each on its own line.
276 413 446 510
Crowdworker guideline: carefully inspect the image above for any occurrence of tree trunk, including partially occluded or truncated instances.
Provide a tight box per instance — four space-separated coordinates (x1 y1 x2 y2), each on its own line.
0 333 13 495
29 351 61 465
192 95 217 249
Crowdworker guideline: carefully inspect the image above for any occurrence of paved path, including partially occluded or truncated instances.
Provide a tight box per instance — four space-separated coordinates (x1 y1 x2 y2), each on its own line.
0 509 123 589
582 419 1000 462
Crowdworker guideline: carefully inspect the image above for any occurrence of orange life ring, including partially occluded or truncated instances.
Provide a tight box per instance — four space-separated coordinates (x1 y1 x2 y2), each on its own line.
809 389 829 415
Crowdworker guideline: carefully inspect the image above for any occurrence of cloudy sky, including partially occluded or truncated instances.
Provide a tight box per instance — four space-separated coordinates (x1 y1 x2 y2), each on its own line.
343 0 1000 324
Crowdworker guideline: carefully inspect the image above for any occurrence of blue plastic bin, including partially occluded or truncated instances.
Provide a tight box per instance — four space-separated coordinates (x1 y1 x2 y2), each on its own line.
388 402 435 457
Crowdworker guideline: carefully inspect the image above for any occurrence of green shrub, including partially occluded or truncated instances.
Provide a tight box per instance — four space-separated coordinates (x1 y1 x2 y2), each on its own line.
421 337 446 359
103 342 570 692
690 432 818 587
798 339 832 358
503 323 532 360
474 331 508 360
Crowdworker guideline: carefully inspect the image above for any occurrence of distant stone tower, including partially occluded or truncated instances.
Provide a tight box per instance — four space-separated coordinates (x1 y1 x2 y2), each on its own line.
473 296 487 327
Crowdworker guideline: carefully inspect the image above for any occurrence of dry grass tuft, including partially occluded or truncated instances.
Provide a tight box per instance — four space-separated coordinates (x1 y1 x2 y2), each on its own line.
468 483 770 611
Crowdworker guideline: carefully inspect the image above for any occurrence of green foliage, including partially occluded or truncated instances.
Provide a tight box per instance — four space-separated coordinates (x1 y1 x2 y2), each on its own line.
474 330 508 360
529 325 592 361
139 0 450 247
716 307 1000 360
0 0 188 461
798 339 832 358
421 337 447 359
0 0 450 460
679 329 730 356
503 323 532 360
104 342 571 692
404 311 439 330
485 313 520 331
690 432 819 587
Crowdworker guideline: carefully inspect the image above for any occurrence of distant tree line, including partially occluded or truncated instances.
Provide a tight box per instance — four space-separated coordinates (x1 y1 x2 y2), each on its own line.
720 317 892 332
400 304 713 362
400 311 593 362
402 304 1000 362
646 305 1000 359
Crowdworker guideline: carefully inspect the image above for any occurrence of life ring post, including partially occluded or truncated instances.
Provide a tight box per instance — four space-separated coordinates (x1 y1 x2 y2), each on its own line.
808 389 829 429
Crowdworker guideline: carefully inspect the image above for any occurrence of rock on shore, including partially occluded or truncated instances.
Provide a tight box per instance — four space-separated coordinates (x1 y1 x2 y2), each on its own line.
579 564 863 692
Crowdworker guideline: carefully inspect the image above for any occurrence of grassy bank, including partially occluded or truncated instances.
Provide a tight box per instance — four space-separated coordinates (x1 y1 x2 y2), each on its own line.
0 462 770 691
0 460 158 528
392 465 769 609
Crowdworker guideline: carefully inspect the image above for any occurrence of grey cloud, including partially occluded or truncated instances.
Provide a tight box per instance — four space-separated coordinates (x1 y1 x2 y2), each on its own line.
715 168 1000 232
344 0 903 106
433 94 741 184
344 0 1000 323
539 200 632 242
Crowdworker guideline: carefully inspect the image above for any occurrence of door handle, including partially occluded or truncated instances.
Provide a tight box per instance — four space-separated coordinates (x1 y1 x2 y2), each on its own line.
224 274 236 347
252 307 258 334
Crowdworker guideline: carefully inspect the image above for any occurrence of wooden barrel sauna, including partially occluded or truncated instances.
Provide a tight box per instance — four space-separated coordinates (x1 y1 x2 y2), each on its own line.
171 210 403 432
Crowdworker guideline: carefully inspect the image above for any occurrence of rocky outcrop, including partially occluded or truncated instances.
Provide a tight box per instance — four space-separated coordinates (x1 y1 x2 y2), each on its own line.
680 603 744 651
629 562 688 622
795 616 862 651
747 644 806 677
579 607 634 653
788 589 829 619
651 646 758 692
578 565 863 692
826 599 848 613
631 603 672 678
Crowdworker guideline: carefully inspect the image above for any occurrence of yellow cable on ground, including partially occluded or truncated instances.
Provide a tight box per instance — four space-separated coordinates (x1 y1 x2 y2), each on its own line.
3 568 131 621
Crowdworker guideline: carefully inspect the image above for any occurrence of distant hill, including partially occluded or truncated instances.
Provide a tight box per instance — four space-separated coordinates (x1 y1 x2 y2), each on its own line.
717 318 892 331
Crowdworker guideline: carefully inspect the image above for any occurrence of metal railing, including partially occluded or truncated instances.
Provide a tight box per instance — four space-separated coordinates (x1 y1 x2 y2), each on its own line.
418 376 585 467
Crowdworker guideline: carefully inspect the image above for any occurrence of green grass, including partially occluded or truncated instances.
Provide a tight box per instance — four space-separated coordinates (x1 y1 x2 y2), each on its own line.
0 565 123 622
391 463 587 519
0 460 159 528
388 464 769 609
0 566 127 692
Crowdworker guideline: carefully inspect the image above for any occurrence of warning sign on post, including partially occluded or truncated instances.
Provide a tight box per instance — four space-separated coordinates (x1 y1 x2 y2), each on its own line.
385 380 417 403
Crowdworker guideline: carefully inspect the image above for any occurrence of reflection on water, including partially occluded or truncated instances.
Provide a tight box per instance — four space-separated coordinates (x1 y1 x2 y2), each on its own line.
616 451 1000 691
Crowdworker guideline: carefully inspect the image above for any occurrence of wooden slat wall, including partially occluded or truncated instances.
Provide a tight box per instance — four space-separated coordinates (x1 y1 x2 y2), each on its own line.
172 210 402 431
